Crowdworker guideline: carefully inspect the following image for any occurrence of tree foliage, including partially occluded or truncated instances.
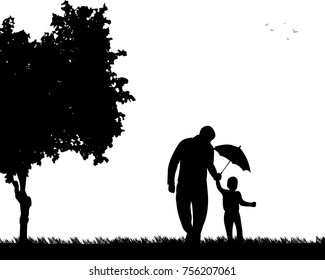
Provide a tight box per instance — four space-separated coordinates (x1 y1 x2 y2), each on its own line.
0 16 43 182
0 1 134 183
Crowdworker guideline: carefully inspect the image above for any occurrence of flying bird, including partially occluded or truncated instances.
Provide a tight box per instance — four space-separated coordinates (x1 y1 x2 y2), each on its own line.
270 29 275 31
286 38 290 40
293 29 298 33
265 23 269 26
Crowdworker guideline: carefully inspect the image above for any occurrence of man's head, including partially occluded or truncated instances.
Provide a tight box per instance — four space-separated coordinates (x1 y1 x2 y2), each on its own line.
227 176 238 191
199 126 215 142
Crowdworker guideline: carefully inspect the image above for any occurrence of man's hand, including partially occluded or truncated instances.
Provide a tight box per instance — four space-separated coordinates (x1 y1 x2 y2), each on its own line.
251 202 256 207
168 184 175 193
216 173 222 181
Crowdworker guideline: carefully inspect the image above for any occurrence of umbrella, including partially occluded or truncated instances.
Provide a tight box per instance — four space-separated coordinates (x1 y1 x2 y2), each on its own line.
214 145 251 174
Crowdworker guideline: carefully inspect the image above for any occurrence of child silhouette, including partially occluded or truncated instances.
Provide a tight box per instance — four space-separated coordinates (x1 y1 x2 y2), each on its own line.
216 176 256 242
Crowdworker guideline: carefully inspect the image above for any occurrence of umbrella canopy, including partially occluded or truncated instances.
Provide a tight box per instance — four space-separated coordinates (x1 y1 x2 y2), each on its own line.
214 145 251 173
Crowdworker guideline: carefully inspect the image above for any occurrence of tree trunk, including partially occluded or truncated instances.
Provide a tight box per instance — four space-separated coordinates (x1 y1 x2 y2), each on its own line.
15 171 32 244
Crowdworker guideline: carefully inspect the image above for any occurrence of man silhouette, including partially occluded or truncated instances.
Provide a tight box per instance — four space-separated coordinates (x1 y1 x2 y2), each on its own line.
168 126 221 244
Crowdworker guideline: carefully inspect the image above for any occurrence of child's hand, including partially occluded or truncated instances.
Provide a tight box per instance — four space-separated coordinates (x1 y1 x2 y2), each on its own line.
252 202 256 207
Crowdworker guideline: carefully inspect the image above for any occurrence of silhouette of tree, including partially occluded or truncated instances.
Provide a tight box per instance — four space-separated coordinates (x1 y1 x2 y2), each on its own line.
0 1 134 243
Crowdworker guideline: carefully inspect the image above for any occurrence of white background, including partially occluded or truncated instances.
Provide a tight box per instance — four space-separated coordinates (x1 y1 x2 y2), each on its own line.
0 0 324 242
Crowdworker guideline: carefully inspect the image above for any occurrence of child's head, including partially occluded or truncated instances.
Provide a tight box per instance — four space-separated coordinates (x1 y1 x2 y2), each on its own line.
227 176 238 191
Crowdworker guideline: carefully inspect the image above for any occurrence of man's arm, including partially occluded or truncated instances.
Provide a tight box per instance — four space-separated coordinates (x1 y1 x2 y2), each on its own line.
238 193 256 207
207 164 219 180
167 142 182 193
207 146 221 181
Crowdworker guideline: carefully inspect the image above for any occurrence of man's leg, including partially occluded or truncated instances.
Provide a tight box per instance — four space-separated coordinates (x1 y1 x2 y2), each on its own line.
176 190 193 242
191 191 208 244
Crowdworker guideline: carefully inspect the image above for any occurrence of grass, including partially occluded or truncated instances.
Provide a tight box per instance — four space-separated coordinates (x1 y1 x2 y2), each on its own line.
0 236 319 244
0 236 324 260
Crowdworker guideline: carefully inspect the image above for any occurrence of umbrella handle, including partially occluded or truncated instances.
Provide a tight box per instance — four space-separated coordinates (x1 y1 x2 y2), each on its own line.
221 160 231 174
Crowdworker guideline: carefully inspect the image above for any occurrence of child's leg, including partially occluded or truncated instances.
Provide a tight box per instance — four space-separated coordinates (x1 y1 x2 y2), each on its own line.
224 212 234 242
234 212 243 241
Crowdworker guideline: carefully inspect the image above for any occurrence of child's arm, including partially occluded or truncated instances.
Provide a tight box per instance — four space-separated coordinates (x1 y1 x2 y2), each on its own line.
238 192 256 207
216 179 226 194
